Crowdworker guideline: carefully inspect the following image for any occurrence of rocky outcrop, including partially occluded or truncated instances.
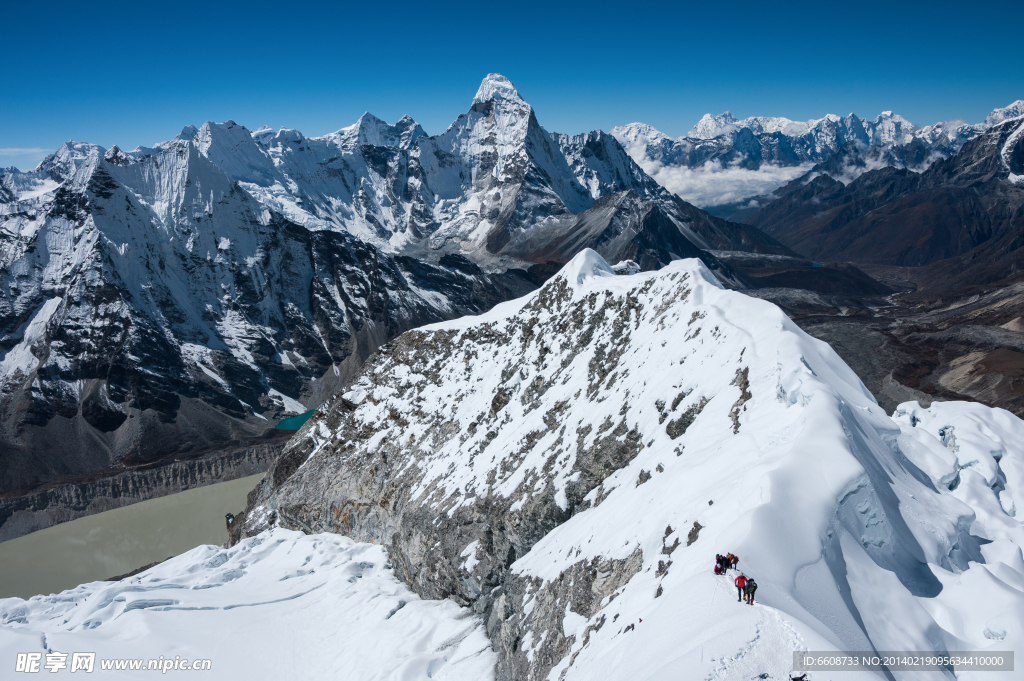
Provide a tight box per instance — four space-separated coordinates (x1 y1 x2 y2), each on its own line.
0 441 284 542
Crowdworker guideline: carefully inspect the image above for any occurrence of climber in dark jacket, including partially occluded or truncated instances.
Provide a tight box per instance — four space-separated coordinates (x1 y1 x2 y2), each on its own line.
744 578 757 604
734 574 747 601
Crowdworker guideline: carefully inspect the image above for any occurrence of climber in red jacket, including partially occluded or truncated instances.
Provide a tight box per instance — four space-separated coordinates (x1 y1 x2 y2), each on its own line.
734 573 748 601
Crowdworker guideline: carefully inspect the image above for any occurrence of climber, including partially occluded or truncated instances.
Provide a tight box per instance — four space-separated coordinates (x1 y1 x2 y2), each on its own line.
714 555 726 575
727 553 738 569
734 573 747 601
744 578 757 604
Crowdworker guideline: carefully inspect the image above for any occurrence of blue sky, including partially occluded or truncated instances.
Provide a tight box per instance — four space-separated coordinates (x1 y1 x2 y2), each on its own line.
2 0 1021 170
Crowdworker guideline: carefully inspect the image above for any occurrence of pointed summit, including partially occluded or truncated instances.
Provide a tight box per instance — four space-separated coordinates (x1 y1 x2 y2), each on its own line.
472 74 524 106
328 112 425 151
688 112 739 139
985 100 1024 128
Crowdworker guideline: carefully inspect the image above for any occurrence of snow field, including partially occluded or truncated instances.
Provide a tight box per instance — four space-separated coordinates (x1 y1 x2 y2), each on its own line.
0 529 495 680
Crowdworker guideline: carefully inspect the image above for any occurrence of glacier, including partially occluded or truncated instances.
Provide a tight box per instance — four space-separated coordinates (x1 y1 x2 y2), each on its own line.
0 529 496 680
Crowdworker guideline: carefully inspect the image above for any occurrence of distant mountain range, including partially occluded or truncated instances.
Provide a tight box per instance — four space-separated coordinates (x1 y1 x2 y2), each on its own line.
611 101 1024 208
0 75 788 495
733 116 1024 292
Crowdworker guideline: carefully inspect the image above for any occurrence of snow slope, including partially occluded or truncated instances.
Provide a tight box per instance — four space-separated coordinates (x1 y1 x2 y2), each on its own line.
231 250 1024 680
0 529 495 680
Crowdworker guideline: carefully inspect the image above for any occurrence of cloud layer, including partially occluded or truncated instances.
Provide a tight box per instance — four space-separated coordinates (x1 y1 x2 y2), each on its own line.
635 155 814 208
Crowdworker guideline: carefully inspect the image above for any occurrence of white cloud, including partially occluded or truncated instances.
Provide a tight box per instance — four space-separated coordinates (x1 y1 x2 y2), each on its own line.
0 147 51 156
635 155 815 208
0 148 51 169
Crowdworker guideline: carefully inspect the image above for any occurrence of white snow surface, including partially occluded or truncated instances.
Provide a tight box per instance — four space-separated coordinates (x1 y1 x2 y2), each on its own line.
0 529 495 680
0 296 62 388
268 388 306 415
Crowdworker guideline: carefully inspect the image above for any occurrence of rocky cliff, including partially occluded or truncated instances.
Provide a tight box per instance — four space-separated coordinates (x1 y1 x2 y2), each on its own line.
0 440 284 542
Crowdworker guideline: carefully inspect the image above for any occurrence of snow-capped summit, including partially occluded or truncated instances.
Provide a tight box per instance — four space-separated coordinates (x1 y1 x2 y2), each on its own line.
193 120 278 185
35 141 103 183
986 99 1024 127
472 72 524 106
608 122 673 149
324 112 426 151
687 111 739 139
869 110 917 146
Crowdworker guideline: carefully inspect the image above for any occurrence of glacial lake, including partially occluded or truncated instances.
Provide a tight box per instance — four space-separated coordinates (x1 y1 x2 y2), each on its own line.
0 473 264 600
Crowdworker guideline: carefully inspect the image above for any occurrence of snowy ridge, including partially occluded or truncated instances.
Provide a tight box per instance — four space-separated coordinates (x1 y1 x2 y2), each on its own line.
322 112 427 152
234 250 1024 680
1000 118 1024 183
0 529 496 680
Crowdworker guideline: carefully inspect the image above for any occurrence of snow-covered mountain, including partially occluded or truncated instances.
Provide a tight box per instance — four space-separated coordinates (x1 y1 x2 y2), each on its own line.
0 74 787 497
173 74 783 265
0 129 535 493
211 250 1024 681
612 100 1024 208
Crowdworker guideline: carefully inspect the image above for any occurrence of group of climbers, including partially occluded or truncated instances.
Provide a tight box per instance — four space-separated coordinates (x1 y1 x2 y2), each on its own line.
713 553 757 604
713 553 738 574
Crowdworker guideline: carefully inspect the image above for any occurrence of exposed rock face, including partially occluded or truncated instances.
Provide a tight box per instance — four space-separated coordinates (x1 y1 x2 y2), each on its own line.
232 253 677 679
230 251 1012 680
0 440 283 542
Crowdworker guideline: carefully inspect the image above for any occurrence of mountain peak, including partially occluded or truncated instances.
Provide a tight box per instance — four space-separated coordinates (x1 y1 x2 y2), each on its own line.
35 141 104 180
327 112 425 151
356 111 385 125
986 99 1024 128
472 73 523 106
688 112 739 139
